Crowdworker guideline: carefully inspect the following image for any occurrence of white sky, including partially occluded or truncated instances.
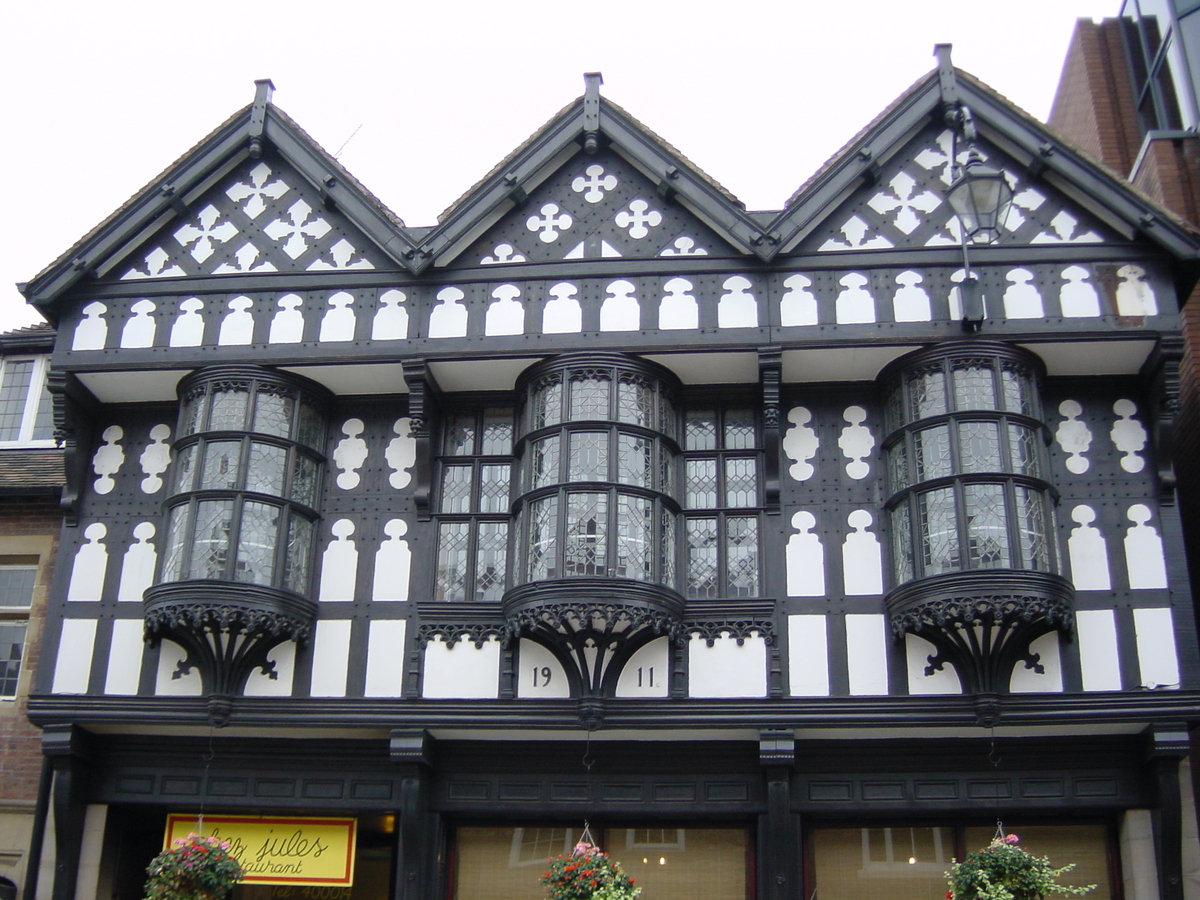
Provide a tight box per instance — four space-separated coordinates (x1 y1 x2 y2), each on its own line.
1 0 1119 332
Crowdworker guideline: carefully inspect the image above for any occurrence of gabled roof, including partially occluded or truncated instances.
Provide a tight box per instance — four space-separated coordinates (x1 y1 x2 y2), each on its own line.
21 81 422 323
765 57 1200 262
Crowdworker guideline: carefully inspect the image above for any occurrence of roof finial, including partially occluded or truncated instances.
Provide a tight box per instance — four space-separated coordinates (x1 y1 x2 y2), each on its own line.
583 72 604 154
933 44 960 124
249 79 276 159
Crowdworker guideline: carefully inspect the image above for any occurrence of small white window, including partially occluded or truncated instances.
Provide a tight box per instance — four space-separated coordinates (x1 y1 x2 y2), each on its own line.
0 560 37 698
0 356 54 447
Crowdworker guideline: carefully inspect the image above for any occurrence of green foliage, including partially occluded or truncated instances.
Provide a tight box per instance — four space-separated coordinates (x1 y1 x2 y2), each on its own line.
541 842 640 900
144 833 244 900
947 835 1095 900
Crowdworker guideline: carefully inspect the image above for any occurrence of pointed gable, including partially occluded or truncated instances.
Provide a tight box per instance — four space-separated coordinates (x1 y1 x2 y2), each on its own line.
117 155 391 280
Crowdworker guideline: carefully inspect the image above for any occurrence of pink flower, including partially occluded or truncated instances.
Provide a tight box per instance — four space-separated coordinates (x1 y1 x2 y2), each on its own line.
1004 834 1020 844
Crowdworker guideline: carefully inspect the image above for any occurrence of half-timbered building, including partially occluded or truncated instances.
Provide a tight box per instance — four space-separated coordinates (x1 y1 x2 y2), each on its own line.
18 50 1200 900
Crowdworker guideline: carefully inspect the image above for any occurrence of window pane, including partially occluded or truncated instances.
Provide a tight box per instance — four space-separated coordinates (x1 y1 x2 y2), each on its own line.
568 432 608 481
252 389 293 438
295 398 324 448
172 445 197 493
889 440 909 492
909 367 947 418
724 458 757 507
236 501 279 585
618 434 652 488
436 522 470 602
686 410 717 451
813 827 956 900
189 500 233 579
614 494 652 581
959 421 1001 473
965 483 1010 569
31 375 54 440
961 826 1113 900
0 361 33 441
0 566 36 607
527 497 558 581
918 488 959 576
454 827 581 900
200 441 242 490
686 518 719 598
444 414 476 456
617 376 654 427
440 465 473 514
532 375 563 429
1015 486 1051 571
291 454 319 507
914 425 951 481
661 510 677 588
569 374 610 420
892 504 914 584
284 515 314 594
686 459 718 508
531 436 560 489
727 516 759 597
659 444 673 493
1008 424 1041 478
659 392 678 442
953 363 996 409
565 492 607 576
480 408 513 454
161 505 188 582
179 391 204 437
474 522 508 601
479 464 510 513
209 387 248 430
724 408 756 450
606 828 749 900
1002 365 1035 415
246 442 286 495
0 623 25 697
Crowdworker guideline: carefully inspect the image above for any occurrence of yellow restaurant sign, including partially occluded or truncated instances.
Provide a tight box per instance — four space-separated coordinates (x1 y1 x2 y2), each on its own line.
165 815 357 886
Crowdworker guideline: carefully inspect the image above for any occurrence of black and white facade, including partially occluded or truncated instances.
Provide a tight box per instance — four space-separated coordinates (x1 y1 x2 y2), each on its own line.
19 60 1200 900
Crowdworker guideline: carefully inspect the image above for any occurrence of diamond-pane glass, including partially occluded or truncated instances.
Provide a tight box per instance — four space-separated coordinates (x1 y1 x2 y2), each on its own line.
918 488 958 576
615 494 652 581
246 442 286 495
964 483 1010 569
618 434 652 488
953 364 996 410
296 399 324 449
686 411 717 451
959 421 1001 473
909 368 947 419
1002 365 1035 416
440 465 473 514
565 492 607 576
161 504 188 582
236 501 280 585
436 522 470 602
527 497 558 581
618 377 654 428
0 623 25 697
253 389 293 439
479 464 510 513
568 432 608 482
888 441 909 492
209 387 248 431
659 445 673 494
189 499 233 579
914 426 952 481
475 522 508 601
686 518 719 598
724 458 757 507
481 409 513 454
284 515 314 594
659 393 678 442
1008 424 1041 478
445 415 476 456
292 454 319 507
179 392 203 437
1015 486 1050 571
532 376 563 429
686 459 718 508
200 441 242 490
726 517 760 597
724 409 756 450
0 566 35 608
661 510 677 587
173 445 197 493
570 375 610 420
892 504 913 584
885 385 905 435
531 436 560 489
0 361 33 441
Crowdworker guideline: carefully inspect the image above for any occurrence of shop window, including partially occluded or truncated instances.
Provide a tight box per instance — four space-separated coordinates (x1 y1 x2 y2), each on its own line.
435 406 514 601
0 356 54 447
0 558 38 698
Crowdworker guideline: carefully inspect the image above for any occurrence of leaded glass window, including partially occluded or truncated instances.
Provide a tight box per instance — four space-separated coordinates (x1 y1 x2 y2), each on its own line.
0 559 38 699
0 356 54 446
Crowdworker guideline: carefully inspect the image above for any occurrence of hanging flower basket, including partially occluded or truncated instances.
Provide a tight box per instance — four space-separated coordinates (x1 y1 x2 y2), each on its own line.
144 833 244 900
541 841 640 900
946 834 1095 900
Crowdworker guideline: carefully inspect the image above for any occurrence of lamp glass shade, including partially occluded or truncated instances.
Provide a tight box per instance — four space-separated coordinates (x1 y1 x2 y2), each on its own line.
946 159 1014 245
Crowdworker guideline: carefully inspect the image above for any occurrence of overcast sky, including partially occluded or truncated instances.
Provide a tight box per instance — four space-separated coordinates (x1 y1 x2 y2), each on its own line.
1 0 1119 332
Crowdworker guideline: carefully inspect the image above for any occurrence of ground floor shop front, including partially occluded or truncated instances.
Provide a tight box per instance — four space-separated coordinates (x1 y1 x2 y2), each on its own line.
31 724 1200 900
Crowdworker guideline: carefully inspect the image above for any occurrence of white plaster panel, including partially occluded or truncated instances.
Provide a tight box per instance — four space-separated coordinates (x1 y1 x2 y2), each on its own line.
52 619 96 694
1133 607 1180 688
74 805 108 900
1008 632 1063 693
518 640 571 699
103 619 144 695
243 642 295 697
1075 609 1122 692
845 614 889 695
687 633 767 698
364 620 408 698
905 633 961 695
787 615 829 697
614 638 669 698
1121 809 1161 900
155 639 202 696
309 620 353 697
422 636 501 699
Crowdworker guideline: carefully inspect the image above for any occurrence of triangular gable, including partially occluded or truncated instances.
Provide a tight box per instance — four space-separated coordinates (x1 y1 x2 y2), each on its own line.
117 155 391 279
418 79 770 270
768 67 1200 261
24 83 419 322
445 147 740 269
790 121 1119 254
